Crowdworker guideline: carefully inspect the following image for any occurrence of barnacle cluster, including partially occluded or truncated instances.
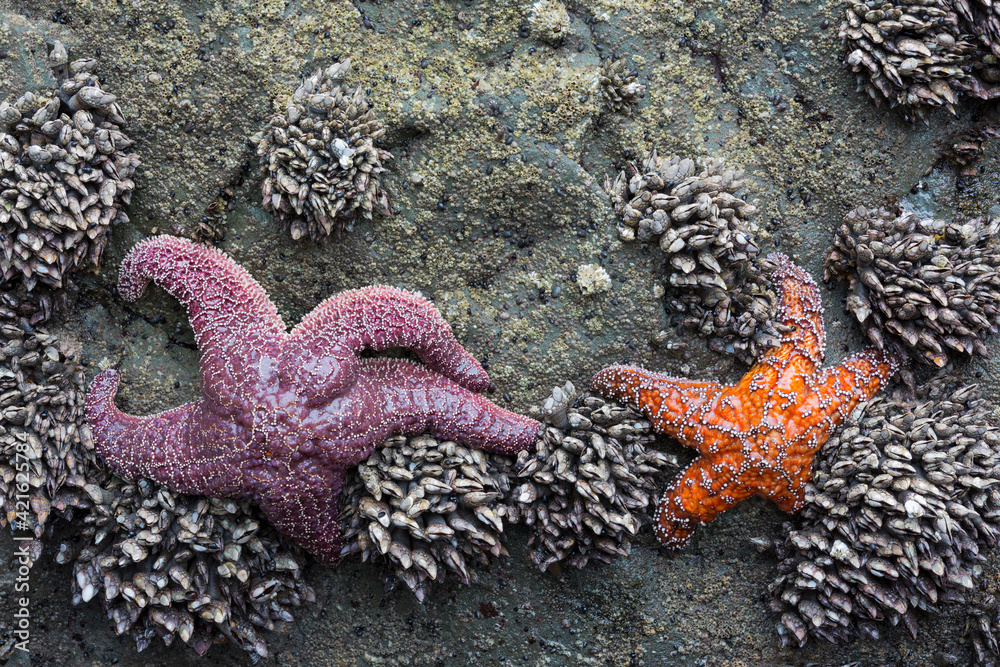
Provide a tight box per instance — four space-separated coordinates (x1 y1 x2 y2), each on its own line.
840 0 1000 120
959 0 1000 55
600 58 646 112
607 150 782 365
505 382 675 571
0 284 59 325
824 206 1000 368
965 597 1000 666
254 59 392 242
0 321 94 564
339 434 512 601
0 40 139 310
59 474 314 658
529 0 572 45
769 376 1000 648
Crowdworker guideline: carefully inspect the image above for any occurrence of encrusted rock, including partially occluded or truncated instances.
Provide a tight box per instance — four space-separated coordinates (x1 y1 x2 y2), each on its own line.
60 474 315 658
254 59 392 242
943 124 998 175
340 434 513 602
769 376 1000 648
195 186 235 245
0 40 139 307
0 321 94 564
825 206 1000 368
606 150 783 364
600 58 645 112
505 382 676 571
529 0 572 45
840 0 1000 120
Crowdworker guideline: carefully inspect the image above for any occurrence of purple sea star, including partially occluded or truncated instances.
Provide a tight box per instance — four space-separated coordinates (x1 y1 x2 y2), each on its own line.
86 235 542 563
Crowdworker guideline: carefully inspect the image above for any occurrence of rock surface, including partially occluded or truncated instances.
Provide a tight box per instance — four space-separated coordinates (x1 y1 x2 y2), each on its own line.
1 0 998 664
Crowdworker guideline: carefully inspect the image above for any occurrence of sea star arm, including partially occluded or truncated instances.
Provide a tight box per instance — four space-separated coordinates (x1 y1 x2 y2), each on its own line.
119 236 289 409
765 252 825 368
589 365 723 447
809 347 901 430
118 235 286 357
654 455 753 548
353 359 542 457
255 460 346 564
285 286 491 397
85 370 243 495
764 347 900 514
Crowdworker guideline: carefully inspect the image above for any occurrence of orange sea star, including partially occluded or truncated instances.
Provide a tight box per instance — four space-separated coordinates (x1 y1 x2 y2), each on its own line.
590 253 901 548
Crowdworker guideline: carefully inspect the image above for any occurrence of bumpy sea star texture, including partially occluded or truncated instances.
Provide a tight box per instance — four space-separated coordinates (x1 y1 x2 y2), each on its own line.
590 253 901 549
86 235 541 563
